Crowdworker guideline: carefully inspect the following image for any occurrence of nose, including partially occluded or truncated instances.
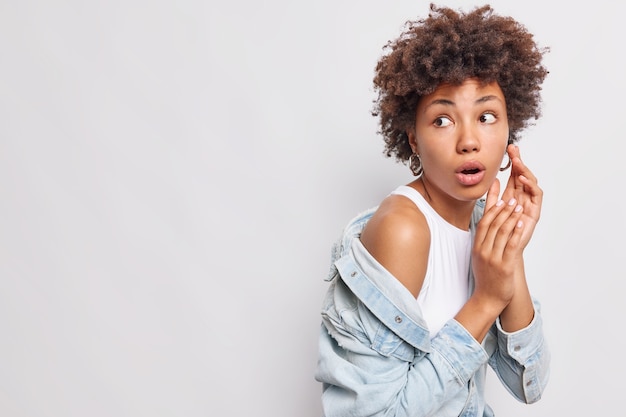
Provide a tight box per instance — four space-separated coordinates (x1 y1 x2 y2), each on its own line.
456 125 480 154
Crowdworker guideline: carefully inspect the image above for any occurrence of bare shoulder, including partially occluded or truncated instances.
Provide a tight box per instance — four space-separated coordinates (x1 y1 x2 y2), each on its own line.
359 193 430 297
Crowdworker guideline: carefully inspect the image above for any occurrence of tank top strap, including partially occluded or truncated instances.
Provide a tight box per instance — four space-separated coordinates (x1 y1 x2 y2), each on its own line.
389 185 439 225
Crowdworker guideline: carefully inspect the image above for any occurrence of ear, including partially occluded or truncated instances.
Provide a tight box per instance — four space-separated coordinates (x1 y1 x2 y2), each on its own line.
407 130 419 154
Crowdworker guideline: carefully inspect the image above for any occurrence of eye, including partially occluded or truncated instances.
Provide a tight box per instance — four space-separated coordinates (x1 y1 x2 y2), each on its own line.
479 113 496 124
434 116 453 127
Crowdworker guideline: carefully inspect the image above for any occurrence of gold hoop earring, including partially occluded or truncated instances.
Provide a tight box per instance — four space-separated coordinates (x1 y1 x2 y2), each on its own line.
409 153 423 177
499 155 512 171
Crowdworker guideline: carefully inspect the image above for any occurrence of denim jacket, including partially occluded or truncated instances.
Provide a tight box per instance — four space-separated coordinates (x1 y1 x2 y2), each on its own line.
315 201 550 417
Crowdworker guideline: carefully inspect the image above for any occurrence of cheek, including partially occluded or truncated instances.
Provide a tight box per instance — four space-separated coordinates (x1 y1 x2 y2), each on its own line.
420 152 449 175
491 138 509 159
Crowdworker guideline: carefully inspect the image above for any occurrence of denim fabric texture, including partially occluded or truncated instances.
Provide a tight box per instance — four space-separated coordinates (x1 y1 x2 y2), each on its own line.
315 200 550 417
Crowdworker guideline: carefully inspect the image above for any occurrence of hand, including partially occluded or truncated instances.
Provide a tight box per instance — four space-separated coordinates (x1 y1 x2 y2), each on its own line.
500 144 543 250
471 178 525 309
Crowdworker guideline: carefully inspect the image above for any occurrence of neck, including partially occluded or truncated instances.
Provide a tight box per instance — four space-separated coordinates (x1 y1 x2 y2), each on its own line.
408 177 476 230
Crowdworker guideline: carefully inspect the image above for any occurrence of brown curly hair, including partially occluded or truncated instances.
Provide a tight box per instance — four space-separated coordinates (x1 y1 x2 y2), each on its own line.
372 4 549 162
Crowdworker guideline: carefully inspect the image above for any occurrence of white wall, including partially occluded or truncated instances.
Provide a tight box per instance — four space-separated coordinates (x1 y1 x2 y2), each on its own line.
0 1 623 416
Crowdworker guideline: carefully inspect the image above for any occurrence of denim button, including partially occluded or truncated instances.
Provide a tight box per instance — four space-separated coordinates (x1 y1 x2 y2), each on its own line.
350 271 357 277
514 345 521 352
526 380 533 386
395 316 402 323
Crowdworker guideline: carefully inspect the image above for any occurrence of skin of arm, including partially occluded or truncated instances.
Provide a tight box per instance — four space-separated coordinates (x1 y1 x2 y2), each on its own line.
498 144 542 331
454 180 525 342
461 144 541 339
360 145 542 343
361 179 524 344
359 194 431 299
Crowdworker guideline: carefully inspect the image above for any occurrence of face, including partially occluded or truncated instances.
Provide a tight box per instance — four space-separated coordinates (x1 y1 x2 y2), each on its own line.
408 78 509 203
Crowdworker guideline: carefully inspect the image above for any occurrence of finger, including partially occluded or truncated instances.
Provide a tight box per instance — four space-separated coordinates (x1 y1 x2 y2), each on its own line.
507 143 521 161
474 195 505 247
489 201 524 257
513 159 526 193
509 157 542 211
475 179 508 245
499 144 520 199
502 218 525 263
506 147 541 203
501 165 518 203
518 173 543 206
484 178 501 210
476 197 523 255
511 156 538 186
509 145 538 183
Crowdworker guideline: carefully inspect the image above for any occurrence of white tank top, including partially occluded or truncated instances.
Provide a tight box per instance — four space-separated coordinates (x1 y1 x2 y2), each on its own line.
390 185 472 338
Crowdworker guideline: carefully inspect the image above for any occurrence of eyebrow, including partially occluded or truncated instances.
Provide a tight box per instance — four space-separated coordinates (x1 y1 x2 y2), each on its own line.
424 95 502 109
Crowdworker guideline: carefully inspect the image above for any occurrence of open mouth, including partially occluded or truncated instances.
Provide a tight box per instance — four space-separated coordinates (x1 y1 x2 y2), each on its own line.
456 160 486 175
461 168 481 175
455 162 486 186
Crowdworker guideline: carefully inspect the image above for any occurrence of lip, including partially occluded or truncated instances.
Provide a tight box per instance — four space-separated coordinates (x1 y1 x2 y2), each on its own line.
455 161 486 186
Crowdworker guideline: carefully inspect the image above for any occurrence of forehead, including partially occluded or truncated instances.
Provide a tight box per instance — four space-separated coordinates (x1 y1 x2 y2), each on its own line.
423 78 505 103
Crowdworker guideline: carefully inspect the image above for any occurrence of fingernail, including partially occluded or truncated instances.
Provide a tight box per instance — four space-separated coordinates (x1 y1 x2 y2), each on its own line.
515 205 522 213
508 198 516 206
517 220 523 228
496 200 504 207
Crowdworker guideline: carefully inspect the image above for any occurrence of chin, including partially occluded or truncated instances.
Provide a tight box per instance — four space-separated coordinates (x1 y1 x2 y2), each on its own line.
458 186 490 202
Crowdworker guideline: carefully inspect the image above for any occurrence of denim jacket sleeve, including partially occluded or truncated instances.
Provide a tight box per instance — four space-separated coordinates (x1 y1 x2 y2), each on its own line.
316 237 490 417
487 299 551 404
315 205 550 417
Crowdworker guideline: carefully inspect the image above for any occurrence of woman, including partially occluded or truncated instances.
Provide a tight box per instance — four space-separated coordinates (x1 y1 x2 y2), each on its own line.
315 4 550 416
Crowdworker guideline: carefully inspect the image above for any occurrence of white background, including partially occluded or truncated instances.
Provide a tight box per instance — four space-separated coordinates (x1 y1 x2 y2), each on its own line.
0 1 623 416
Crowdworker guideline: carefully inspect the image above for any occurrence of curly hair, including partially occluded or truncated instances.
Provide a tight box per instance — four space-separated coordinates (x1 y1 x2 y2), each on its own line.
372 4 549 162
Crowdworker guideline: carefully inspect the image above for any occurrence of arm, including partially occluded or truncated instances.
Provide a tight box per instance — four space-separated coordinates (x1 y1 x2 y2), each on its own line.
488 298 551 403
459 145 544 341
315 197 488 417
498 144 543 332
316 278 489 417
455 174 527 342
478 145 550 401
359 187 524 344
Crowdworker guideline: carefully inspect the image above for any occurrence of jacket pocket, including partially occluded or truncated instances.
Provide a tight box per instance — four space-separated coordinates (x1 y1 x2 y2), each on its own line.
367 314 417 362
